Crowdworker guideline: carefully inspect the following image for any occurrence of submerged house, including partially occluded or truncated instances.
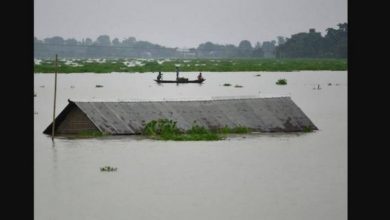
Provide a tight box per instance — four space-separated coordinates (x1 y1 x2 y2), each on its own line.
43 97 317 135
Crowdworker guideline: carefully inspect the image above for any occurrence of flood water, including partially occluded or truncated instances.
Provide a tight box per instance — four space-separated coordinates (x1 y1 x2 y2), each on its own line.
34 71 347 220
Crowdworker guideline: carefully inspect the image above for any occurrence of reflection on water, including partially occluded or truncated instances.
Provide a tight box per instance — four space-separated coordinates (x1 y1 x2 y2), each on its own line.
35 71 347 220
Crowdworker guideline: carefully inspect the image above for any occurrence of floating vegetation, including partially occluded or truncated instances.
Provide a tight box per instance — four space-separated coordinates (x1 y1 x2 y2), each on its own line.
234 85 243 88
95 85 104 88
142 119 252 141
223 83 232 86
64 60 83 67
34 58 347 73
313 84 321 90
100 166 117 172
123 60 144 67
34 59 42 65
255 74 261 76
276 79 287 85
328 83 332 86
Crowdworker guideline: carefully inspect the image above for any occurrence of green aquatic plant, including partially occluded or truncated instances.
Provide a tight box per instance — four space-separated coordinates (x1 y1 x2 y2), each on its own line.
276 79 287 85
100 166 117 172
142 119 252 141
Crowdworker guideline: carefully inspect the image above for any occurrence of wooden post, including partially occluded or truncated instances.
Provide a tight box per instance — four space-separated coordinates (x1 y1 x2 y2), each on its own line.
51 54 58 141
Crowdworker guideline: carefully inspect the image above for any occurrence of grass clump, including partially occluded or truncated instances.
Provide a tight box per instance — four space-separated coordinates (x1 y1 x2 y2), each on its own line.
303 126 314 132
142 119 252 141
143 119 220 141
77 130 105 137
276 79 287 85
217 126 252 134
143 119 180 136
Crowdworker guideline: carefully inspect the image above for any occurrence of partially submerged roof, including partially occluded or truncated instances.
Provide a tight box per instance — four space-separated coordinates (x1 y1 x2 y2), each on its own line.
44 97 318 135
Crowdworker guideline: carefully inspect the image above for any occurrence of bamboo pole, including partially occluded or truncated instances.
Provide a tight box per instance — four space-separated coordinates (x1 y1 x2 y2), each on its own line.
51 54 58 141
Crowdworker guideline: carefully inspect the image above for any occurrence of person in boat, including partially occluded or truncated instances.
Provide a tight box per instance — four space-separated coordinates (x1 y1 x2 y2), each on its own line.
197 72 204 81
157 72 162 81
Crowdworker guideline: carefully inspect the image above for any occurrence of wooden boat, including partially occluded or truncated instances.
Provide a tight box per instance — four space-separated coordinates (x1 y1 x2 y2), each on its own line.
154 78 205 83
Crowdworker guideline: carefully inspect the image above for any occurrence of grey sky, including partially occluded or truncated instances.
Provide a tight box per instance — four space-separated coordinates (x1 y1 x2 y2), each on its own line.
34 0 347 48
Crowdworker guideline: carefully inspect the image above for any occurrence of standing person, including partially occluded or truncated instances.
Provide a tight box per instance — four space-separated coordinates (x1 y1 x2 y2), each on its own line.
197 72 203 81
176 67 179 80
157 71 162 81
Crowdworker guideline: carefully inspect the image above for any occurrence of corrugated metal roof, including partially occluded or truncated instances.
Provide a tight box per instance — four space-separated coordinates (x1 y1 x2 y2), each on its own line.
58 97 317 134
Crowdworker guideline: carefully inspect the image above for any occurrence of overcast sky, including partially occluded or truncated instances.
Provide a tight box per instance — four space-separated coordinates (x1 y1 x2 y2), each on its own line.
34 0 347 48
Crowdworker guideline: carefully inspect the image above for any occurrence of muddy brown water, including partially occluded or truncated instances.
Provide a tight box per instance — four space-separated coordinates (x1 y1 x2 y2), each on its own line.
34 71 347 220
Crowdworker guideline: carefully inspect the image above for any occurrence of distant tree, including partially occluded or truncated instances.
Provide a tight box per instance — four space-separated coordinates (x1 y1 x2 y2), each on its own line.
337 23 348 32
34 37 43 44
95 35 111 46
238 40 253 57
198 42 217 51
276 28 325 58
85 38 93 46
252 42 264 57
277 36 286 46
112 38 121 46
323 23 347 58
65 38 78 45
122 37 136 45
262 41 276 58
197 42 227 57
223 44 239 58
33 23 347 59
238 40 253 50
128 37 136 42
44 36 64 45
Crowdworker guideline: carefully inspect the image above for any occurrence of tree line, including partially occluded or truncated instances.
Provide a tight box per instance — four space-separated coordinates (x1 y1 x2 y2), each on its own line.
34 22 347 59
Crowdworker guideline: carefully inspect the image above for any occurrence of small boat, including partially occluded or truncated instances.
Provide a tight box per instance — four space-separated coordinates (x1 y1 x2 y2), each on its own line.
155 67 205 83
154 78 205 84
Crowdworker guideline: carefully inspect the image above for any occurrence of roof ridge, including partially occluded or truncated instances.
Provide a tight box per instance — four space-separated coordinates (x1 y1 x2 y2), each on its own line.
70 96 291 103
